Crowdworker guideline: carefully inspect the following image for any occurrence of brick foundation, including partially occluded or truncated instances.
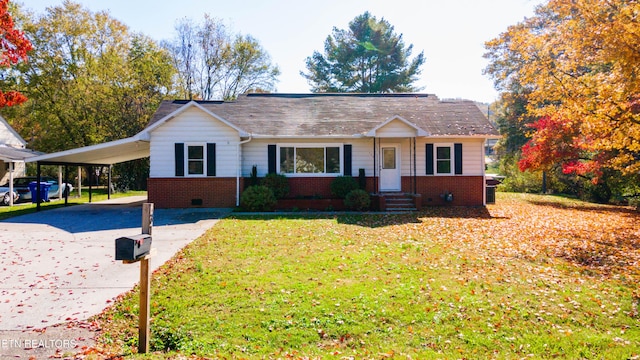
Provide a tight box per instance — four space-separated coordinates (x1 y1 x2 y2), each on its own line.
275 176 484 206
408 176 484 206
148 177 240 208
148 175 484 209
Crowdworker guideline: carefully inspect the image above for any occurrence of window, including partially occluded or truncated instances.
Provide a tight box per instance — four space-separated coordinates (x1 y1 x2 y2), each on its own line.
436 145 452 174
175 143 215 177
187 144 205 175
278 145 341 175
427 143 462 176
382 147 396 169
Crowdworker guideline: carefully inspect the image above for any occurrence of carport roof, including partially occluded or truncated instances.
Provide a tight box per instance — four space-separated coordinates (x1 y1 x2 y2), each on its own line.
0 145 43 162
27 136 150 166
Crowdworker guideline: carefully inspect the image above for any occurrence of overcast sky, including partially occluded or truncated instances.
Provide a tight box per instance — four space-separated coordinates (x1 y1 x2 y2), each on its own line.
22 0 544 103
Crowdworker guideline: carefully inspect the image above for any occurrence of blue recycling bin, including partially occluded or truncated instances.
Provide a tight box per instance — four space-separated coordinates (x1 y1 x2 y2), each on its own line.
28 181 51 203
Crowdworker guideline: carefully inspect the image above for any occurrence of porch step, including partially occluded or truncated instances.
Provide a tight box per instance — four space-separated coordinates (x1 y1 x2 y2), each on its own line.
382 193 417 212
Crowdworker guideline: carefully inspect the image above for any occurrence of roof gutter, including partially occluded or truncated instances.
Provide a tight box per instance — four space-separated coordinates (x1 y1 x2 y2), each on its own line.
237 133 500 139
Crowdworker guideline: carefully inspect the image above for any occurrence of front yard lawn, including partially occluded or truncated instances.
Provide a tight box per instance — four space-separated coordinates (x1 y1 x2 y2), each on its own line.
92 193 639 359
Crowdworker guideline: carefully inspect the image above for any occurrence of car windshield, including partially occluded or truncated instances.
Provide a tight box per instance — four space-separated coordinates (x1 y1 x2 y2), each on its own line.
13 179 32 186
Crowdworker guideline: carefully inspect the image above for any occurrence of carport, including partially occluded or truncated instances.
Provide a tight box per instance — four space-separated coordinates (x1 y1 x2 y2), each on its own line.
27 135 150 211
0 146 43 206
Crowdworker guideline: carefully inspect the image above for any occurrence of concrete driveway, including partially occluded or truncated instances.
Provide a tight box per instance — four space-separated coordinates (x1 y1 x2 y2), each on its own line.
0 197 230 331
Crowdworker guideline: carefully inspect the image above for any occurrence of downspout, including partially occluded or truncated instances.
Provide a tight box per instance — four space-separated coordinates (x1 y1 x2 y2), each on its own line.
373 137 377 193
236 135 253 206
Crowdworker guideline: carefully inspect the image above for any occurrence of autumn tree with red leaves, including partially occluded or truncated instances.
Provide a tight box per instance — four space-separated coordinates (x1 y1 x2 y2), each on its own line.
518 115 604 184
0 0 31 108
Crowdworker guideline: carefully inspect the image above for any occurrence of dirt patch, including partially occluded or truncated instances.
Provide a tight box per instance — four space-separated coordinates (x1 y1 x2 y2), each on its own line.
0 321 97 359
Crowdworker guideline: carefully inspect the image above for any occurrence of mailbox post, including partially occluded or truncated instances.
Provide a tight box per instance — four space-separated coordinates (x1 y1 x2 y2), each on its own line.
139 203 153 354
115 203 154 354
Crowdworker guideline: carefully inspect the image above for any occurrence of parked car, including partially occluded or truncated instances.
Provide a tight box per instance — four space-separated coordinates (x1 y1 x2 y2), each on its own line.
0 185 19 205
0 176 74 202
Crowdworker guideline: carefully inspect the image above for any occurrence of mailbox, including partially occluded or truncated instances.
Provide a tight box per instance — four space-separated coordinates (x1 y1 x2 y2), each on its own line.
115 234 152 261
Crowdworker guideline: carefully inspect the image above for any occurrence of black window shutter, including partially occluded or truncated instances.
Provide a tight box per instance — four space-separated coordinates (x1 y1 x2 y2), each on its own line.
454 143 463 175
175 143 184 177
207 143 216 176
343 144 352 176
268 145 277 174
426 144 434 175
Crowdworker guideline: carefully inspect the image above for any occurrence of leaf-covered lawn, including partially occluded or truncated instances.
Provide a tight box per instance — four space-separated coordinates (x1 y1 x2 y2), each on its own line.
91 193 640 359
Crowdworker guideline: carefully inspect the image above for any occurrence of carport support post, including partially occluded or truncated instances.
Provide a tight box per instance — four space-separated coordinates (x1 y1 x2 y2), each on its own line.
36 162 41 211
139 203 153 354
108 165 112 200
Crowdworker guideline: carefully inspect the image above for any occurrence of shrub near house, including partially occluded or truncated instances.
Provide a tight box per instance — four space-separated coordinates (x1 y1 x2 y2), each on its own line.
240 185 277 212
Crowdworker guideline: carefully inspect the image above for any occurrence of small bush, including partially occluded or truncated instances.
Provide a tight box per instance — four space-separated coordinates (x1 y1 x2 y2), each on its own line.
261 173 289 199
240 186 277 211
330 176 359 199
344 189 371 211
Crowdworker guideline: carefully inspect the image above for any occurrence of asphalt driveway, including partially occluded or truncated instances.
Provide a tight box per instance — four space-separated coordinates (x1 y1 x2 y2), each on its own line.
0 197 230 331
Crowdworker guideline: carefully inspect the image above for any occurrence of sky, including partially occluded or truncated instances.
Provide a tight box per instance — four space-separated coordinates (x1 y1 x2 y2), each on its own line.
22 0 544 103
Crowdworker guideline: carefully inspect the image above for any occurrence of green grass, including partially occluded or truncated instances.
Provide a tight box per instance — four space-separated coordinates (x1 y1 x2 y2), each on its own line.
0 189 147 220
94 193 640 359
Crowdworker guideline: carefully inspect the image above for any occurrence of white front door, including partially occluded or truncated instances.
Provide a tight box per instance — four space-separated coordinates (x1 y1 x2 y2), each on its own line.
380 145 401 191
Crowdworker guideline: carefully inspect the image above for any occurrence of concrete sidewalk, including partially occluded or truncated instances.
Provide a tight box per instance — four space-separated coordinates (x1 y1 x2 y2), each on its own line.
0 197 230 330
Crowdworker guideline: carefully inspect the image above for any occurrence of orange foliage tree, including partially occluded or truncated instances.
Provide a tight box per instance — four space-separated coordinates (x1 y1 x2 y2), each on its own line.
485 0 640 179
0 0 32 108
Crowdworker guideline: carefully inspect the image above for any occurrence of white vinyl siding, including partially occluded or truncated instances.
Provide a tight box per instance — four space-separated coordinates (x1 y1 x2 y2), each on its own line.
149 107 240 177
375 119 418 138
242 137 484 178
0 119 26 147
417 138 484 176
461 140 484 175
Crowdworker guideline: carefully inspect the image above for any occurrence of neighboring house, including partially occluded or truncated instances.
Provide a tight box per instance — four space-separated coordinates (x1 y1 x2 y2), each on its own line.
0 115 40 186
144 93 500 208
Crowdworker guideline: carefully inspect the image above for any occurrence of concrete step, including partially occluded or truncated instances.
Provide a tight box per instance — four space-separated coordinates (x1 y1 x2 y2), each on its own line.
386 207 417 212
382 193 417 212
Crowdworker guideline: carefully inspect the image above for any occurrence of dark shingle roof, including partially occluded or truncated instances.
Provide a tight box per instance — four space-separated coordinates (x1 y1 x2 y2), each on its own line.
146 93 499 137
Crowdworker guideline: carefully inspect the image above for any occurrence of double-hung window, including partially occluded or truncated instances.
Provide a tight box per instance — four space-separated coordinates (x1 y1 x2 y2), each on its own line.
426 143 462 175
436 145 452 175
175 142 216 177
187 144 205 175
278 145 341 175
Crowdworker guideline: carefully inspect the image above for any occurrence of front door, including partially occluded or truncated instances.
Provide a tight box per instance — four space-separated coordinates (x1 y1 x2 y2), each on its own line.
380 145 401 191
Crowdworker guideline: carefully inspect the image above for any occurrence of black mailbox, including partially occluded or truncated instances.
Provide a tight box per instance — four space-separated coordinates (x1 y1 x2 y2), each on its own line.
115 234 152 261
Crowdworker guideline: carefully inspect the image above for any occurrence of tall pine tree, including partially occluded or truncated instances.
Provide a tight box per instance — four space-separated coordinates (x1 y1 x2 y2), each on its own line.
302 12 425 93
